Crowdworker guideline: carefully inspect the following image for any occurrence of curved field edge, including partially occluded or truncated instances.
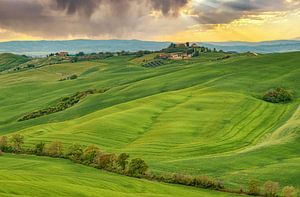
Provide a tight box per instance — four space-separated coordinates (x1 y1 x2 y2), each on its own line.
0 154 240 197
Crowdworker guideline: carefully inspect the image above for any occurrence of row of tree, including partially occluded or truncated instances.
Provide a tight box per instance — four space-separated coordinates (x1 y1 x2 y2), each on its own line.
18 89 108 122
0 134 148 177
0 134 298 196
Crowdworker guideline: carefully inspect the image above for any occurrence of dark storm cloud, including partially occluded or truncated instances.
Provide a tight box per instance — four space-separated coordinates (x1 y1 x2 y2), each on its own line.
55 0 101 17
0 0 297 39
54 0 188 17
0 0 189 38
148 0 188 16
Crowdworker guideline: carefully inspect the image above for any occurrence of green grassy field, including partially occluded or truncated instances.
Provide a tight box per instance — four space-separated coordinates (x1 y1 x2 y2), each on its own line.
0 154 239 197
0 51 299 194
0 53 29 72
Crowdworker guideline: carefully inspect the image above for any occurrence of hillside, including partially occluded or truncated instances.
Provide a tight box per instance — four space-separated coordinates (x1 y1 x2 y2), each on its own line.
0 154 237 197
0 53 30 72
0 51 299 195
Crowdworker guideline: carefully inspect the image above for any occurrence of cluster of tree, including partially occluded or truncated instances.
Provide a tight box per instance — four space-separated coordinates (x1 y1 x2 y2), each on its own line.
0 135 149 177
18 89 109 121
71 52 114 63
216 55 231 61
59 74 78 81
263 87 293 103
247 180 297 197
135 50 153 57
142 60 165 68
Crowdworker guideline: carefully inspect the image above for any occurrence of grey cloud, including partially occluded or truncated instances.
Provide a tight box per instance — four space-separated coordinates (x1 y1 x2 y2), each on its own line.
191 0 296 24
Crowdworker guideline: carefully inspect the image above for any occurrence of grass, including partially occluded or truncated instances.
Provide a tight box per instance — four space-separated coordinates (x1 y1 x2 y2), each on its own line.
0 53 30 72
0 154 239 197
0 52 299 193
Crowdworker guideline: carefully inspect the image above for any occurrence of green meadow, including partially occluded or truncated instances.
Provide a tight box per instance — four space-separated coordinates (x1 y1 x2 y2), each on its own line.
0 154 238 197
0 51 299 195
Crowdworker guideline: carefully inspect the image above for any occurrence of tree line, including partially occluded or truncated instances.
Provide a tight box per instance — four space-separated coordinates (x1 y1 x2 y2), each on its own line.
18 88 109 122
0 134 298 197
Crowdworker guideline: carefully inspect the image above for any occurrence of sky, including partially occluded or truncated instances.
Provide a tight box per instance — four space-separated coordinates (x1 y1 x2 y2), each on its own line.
0 0 300 42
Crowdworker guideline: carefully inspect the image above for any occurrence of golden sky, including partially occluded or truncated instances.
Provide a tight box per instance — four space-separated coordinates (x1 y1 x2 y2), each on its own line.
0 0 299 42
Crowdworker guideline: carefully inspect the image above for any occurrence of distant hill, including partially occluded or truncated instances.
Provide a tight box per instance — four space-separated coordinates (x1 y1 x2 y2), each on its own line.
0 39 300 56
198 40 300 53
0 53 30 72
0 40 171 56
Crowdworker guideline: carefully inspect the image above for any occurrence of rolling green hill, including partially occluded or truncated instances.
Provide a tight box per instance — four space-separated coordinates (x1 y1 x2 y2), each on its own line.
0 53 30 72
0 51 299 195
0 154 238 197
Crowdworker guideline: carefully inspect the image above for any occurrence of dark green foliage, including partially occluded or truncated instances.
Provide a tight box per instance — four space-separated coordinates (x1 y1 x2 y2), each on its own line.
82 144 101 165
263 87 293 103
65 143 84 162
47 140 64 157
18 89 109 121
117 153 129 171
76 52 85 56
248 180 261 196
216 55 231 60
59 74 78 81
192 50 199 57
10 134 24 153
128 158 148 176
35 142 46 156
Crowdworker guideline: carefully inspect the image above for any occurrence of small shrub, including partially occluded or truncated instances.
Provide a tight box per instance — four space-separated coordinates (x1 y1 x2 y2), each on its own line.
248 180 261 195
171 173 194 186
0 136 8 151
283 186 296 197
0 150 3 156
116 153 129 171
47 140 64 157
263 87 292 103
94 153 117 170
69 74 78 80
65 143 83 162
35 142 46 156
10 134 24 153
82 144 101 165
264 180 279 197
128 158 148 177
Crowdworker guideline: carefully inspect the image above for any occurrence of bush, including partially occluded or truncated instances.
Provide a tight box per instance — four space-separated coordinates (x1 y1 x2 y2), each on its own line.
0 136 8 151
248 180 261 195
171 173 194 186
283 186 296 197
128 158 148 177
194 176 224 189
10 134 24 153
0 150 3 156
47 141 64 157
35 142 45 156
116 153 129 171
263 87 292 103
82 144 101 165
69 74 78 80
264 181 279 197
65 143 84 162
94 153 117 170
